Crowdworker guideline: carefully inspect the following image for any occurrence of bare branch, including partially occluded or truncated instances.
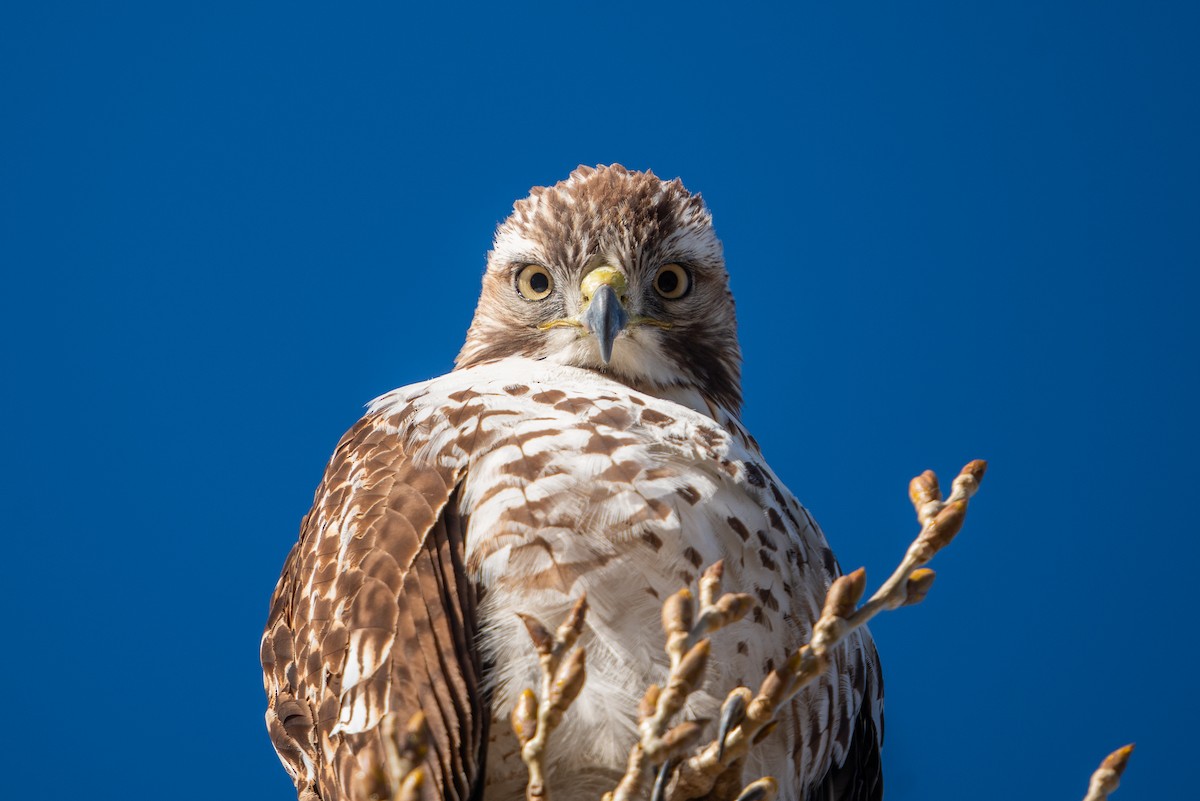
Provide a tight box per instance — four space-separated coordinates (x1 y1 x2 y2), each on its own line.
514 594 590 801
667 461 988 800
343 710 429 801
504 460 1135 801
606 560 753 801
732 777 778 801
393 768 425 801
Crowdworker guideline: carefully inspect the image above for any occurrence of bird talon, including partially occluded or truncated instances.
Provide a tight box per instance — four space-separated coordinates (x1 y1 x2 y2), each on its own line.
717 688 749 761
651 757 674 801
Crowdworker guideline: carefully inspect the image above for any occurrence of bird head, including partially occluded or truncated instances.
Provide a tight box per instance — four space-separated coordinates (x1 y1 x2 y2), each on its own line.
457 165 742 413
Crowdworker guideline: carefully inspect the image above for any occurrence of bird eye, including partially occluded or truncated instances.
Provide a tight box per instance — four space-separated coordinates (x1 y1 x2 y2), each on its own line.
516 265 554 300
653 263 690 299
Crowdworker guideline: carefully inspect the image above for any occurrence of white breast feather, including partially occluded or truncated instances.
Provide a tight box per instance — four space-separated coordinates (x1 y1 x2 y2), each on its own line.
368 357 878 800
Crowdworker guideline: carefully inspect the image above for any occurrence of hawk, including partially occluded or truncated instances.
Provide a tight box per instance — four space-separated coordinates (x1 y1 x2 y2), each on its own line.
261 165 883 801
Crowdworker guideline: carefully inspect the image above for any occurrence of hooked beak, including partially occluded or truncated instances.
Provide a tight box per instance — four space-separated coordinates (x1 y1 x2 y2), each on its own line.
578 267 629 364
580 283 628 364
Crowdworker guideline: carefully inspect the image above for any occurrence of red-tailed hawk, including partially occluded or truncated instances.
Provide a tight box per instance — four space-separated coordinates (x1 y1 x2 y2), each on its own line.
261 165 883 801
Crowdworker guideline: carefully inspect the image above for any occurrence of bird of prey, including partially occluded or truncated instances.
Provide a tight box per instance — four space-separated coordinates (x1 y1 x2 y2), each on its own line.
261 165 883 801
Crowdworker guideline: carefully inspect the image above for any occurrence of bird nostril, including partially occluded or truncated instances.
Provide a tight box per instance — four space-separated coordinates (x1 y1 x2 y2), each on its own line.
579 267 628 307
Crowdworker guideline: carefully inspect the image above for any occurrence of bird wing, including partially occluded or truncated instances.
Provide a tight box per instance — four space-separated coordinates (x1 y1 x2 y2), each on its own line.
721 423 885 800
261 406 486 801
806 635 884 801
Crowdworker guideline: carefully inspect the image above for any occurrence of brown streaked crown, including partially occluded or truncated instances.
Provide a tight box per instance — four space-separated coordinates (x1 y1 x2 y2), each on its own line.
456 164 743 413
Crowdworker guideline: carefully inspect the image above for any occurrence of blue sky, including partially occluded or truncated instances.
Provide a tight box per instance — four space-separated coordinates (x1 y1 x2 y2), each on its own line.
2 2 1196 799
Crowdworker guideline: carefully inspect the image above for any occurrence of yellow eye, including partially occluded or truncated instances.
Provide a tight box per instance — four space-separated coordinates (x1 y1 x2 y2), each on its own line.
653 263 690 299
516 265 554 300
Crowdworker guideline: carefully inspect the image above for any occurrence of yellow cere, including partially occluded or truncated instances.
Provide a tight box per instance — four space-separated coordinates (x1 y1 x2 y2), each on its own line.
579 266 628 302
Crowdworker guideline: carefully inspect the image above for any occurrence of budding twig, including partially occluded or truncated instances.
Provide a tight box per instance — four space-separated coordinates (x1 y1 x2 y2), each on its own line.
393 769 425 801
483 458 1129 801
667 461 988 801
732 777 778 801
604 562 753 801
513 594 590 801
373 711 428 801
1082 744 1134 801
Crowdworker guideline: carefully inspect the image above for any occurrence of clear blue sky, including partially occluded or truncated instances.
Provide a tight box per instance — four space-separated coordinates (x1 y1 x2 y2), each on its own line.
2 2 1196 799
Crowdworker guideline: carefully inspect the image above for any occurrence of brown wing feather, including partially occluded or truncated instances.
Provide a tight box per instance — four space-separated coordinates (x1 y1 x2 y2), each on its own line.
262 413 487 801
